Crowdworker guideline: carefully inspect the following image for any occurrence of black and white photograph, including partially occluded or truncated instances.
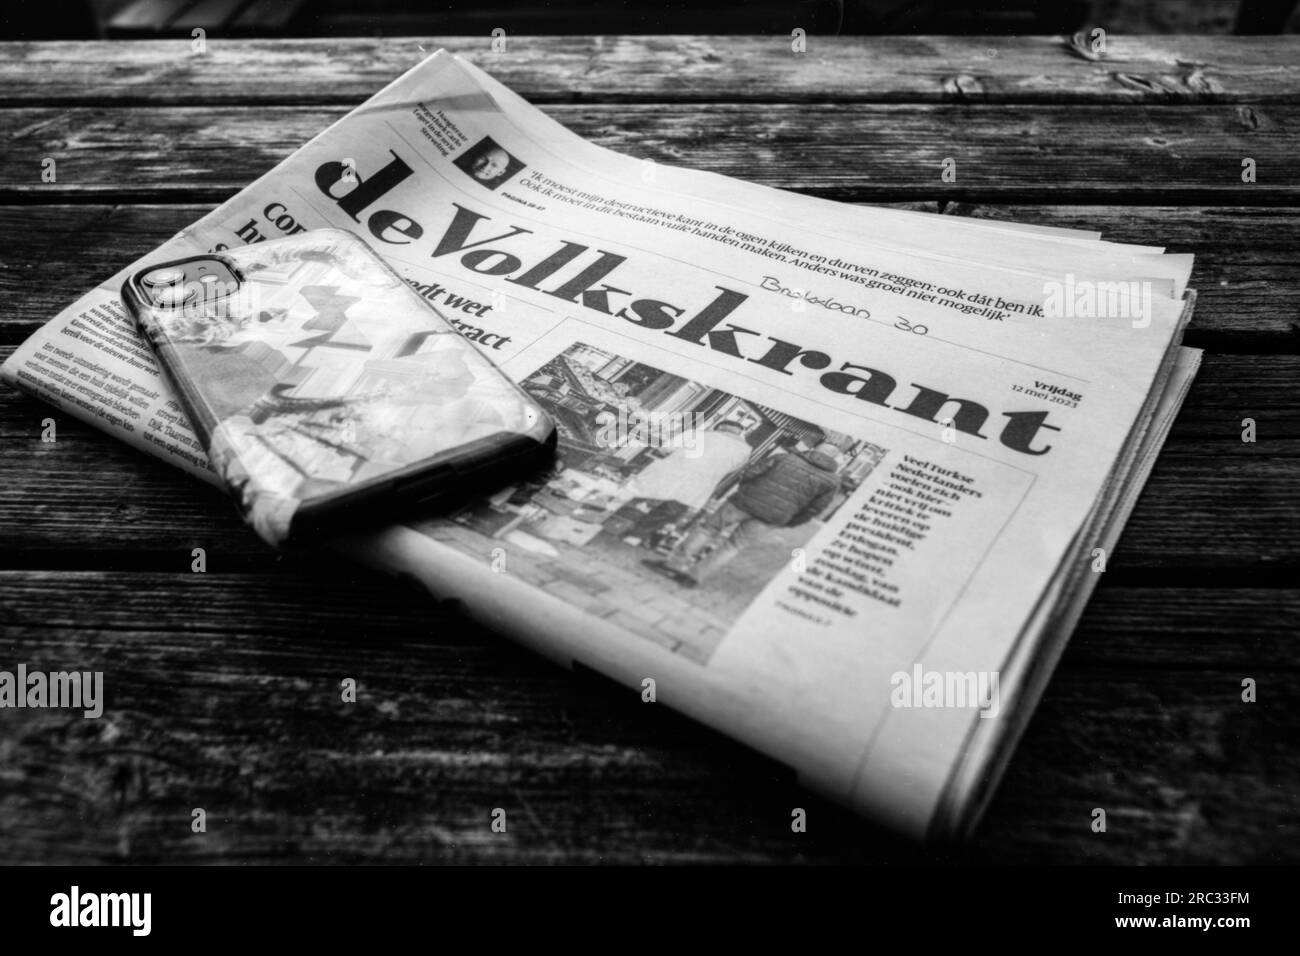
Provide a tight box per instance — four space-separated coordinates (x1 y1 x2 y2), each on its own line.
452 134 525 190
435 341 887 662
0 0 1295 934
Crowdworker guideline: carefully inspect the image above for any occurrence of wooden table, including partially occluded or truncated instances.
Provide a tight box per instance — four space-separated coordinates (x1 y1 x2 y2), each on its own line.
1 36 1297 864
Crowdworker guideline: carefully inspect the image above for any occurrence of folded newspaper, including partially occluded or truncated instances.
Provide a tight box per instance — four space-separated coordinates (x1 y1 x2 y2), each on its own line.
1 51 1200 839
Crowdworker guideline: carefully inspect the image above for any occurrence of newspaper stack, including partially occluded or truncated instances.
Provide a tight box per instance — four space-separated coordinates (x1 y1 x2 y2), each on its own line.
1 52 1199 839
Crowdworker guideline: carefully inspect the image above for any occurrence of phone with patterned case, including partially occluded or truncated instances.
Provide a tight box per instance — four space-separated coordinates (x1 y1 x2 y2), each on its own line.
122 228 555 546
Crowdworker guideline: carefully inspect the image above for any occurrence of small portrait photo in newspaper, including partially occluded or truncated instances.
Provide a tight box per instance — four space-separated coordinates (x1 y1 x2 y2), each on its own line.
436 342 888 664
452 135 526 190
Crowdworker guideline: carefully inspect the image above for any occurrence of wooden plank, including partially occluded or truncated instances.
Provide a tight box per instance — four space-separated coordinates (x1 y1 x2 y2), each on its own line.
231 0 304 32
1 204 1297 347
0 102 1294 204
946 204 1300 350
1152 353 1300 442
107 0 198 35
3 572 1293 665
979 666 1299 864
1 356 1297 572
1 36 1299 106
0 570 1295 863
171 0 250 32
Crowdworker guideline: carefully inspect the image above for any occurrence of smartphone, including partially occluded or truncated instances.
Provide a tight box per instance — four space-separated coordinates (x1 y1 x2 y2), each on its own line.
122 228 556 546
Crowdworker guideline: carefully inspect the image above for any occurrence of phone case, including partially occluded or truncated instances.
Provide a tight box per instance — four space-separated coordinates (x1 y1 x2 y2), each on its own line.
122 228 555 546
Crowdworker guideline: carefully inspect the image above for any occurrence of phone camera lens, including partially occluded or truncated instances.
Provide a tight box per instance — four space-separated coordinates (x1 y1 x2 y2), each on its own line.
143 268 184 288
156 283 198 308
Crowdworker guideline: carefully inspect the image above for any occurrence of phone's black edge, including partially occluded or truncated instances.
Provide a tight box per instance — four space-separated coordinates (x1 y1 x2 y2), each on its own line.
287 424 558 543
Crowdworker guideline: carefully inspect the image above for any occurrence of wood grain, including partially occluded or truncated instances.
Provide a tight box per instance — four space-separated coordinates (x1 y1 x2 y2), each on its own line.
0 570 1295 864
0 103 1294 204
1 36 1299 105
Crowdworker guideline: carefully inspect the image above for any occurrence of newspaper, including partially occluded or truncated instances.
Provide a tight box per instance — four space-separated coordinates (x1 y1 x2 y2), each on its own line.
1 51 1200 839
